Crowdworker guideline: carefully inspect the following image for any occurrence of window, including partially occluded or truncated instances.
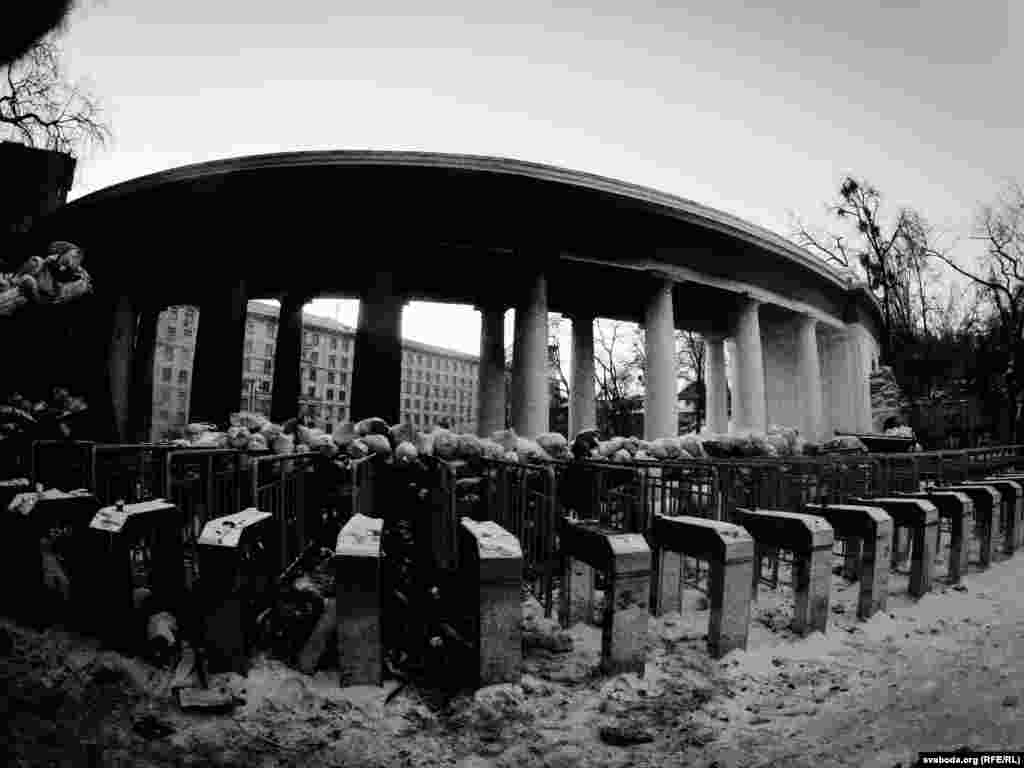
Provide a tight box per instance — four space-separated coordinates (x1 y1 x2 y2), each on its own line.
184 325 194 337
414 383 422 395
159 387 171 404
328 355 337 369
339 373 348 387
245 340 253 354
248 321 256 335
414 413 421 425
402 381 410 393
311 351 319 364
259 380 270 393
158 409 170 421
161 367 172 383
338 390 347 402
417 354 423 365
307 386 316 397
167 326 177 340
263 360 273 374
312 334 320 345
163 346 174 362
338 406 347 419
328 372 336 385
341 356 349 369
414 399 421 410
330 338 338 350
404 398 411 409
304 332 312 345
434 358 440 370
326 389 335 401
178 370 188 385
307 368 316 382
266 343 274 357
244 359 251 372
267 322 277 338
417 370 423 380
342 338 351 352
177 390 187 403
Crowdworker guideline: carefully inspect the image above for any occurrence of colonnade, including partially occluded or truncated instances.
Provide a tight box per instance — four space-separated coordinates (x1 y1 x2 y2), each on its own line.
107 270 876 444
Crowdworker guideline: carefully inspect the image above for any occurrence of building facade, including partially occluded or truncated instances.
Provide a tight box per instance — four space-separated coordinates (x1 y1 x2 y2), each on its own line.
151 301 480 439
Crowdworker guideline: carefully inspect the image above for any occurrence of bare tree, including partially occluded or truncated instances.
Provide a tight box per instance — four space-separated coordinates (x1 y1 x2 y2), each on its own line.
1 36 111 155
792 176 943 356
929 181 1024 440
0 0 75 67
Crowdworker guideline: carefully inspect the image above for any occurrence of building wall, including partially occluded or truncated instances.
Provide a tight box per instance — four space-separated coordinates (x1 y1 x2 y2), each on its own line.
151 300 479 439
151 305 199 439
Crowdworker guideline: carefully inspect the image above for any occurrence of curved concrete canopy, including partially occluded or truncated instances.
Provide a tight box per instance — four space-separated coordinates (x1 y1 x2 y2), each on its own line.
38 150 882 336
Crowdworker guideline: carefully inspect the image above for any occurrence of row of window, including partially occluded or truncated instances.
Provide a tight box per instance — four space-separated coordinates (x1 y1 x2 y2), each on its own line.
403 367 476 388
402 411 475 429
402 397 474 417
401 381 472 400
160 368 189 385
403 350 475 375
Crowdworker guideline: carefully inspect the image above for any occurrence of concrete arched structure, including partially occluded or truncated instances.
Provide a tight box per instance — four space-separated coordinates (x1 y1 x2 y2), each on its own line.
31 151 883 441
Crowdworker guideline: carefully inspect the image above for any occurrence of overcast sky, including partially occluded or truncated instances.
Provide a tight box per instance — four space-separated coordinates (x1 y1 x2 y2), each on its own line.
58 0 1021 357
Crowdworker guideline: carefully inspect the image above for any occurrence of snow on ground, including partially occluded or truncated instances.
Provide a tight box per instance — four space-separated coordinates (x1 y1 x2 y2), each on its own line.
2 533 1022 768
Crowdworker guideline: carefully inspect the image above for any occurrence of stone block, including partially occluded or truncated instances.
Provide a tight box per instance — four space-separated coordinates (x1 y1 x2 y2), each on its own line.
459 518 523 686
896 491 972 583
736 508 834 635
941 485 1000 567
649 514 755 656
804 504 893 620
852 497 937 597
558 519 651 676
334 513 383 687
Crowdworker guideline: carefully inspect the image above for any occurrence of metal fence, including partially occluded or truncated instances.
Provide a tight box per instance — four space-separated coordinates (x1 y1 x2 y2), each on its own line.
249 452 322 571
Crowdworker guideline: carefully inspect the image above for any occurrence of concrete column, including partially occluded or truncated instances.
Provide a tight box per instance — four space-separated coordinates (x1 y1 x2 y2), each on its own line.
848 323 873 433
128 305 161 442
476 306 506 438
510 272 549 438
191 280 249 426
271 292 306 424
795 317 824 441
730 297 766 433
762 322 799 431
644 278 678 440
350 274 404 425
704 335 728 434
108 295 137 442
569 312 596 436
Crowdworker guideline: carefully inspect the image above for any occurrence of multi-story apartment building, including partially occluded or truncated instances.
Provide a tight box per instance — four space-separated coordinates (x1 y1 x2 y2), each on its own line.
151 305 199 439
152 301 480 439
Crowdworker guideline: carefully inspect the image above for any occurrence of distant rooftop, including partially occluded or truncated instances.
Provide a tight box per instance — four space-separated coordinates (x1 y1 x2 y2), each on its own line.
247 300 479 362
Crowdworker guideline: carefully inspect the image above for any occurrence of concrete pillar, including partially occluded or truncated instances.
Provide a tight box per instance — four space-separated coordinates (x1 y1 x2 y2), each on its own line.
704 335 728 434
191 280 249 426
644 278 677 440
108 295 137 442
795 317 824 441
847 323 873 433
730 297 766 433
128 305 161 442
477 306 506 438
761 321 799 432
511 272 549 438
271 292 306 424
569 312 597 436
350 274 404 425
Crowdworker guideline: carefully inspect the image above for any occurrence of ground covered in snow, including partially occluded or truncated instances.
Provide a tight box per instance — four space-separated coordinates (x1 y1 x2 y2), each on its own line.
2 541 1023 768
